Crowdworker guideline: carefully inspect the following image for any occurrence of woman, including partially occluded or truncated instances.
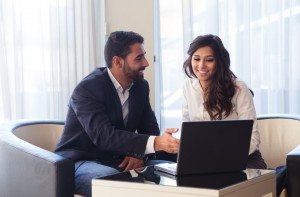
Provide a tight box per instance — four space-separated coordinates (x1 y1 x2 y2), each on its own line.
182 34 266 169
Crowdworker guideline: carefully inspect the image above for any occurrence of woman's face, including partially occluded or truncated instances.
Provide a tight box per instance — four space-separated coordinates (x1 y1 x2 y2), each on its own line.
191 46 216 88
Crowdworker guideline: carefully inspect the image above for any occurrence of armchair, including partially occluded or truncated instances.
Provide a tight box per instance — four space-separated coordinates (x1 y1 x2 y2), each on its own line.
257 114 300 197
0 120 74 197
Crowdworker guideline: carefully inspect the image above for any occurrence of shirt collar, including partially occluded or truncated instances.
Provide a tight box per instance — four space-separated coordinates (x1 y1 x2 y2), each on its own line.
191 78 204 94
107 68 133 92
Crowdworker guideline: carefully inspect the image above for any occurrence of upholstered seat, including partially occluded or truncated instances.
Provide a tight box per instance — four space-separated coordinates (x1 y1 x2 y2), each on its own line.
1 117 299 197
258 114 300 197
0 120 76 197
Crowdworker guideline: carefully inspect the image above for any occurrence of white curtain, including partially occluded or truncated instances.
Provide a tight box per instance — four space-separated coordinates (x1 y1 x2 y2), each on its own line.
0 0 105 122
159 0 300 128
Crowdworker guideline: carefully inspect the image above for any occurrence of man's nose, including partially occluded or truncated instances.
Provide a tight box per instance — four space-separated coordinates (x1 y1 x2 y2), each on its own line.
144 58 149 67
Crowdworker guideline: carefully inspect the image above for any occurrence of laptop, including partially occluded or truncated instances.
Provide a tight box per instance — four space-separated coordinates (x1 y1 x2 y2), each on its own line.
154 120 253 176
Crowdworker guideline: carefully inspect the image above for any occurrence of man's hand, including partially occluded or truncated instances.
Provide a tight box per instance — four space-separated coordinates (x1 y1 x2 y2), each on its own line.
118 156 144 171
154 128 180 153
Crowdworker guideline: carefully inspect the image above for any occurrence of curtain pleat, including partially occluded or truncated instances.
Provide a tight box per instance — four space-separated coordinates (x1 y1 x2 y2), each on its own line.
0 0 104 122
159 0 300 128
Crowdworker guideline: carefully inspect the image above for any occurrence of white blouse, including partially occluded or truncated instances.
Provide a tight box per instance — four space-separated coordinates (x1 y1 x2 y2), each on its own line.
182 77 260 154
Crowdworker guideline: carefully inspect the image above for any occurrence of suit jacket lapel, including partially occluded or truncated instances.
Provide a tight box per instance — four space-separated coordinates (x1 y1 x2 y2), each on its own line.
127 83 143 130
103 68 125 128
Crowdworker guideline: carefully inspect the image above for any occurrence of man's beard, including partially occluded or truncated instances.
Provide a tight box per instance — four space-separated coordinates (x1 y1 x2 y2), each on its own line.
122 62 144 82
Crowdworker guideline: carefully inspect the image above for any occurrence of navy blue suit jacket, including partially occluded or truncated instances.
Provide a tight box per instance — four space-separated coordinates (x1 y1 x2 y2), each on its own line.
55 67 160 163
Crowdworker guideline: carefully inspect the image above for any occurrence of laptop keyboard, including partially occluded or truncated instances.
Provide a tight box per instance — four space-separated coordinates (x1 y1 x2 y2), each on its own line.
166 163 177 170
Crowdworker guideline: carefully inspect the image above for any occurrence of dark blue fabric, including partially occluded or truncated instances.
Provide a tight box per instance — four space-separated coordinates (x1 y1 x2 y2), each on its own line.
246 150 267 169
55 67 160 163
276 165 287 197
75 160 121 197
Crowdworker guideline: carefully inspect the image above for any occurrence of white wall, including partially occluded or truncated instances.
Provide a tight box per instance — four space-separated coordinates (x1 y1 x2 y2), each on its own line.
105 0 156 108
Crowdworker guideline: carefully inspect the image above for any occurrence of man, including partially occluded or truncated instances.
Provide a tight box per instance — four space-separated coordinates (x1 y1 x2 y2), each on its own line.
55 31 180 197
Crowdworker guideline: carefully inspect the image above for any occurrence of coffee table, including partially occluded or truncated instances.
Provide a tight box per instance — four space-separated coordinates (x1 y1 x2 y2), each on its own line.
92 166 276 197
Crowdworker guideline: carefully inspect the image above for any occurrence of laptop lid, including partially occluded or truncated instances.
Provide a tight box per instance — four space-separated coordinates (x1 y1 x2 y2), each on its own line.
155 119 253 175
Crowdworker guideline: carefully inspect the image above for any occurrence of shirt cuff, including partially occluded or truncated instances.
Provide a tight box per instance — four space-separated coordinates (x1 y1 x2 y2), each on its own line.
145 136 156 154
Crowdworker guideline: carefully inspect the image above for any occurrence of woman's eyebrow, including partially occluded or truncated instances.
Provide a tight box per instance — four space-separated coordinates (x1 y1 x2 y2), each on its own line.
192 54 214 57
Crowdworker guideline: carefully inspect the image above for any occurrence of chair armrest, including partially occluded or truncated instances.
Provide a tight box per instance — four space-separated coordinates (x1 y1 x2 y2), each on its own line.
0 125 74 197
287 144 300 197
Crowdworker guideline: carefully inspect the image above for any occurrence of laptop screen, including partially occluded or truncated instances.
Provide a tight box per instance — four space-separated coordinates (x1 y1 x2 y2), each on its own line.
157 120 253 175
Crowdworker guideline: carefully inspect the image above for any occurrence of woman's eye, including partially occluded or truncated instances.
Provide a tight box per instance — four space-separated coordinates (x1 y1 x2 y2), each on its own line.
206 58 214 62
193 58 200 61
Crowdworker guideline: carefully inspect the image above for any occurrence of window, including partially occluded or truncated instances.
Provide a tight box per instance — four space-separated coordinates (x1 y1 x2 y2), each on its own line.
158 0 300 128
0 0 105 122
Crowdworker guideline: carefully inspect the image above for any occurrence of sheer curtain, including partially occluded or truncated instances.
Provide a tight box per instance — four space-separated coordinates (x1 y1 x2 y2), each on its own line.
0 0 105 122
158 0 300 128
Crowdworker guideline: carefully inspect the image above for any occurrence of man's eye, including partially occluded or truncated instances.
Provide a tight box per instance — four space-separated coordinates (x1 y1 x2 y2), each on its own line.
136 56 143 61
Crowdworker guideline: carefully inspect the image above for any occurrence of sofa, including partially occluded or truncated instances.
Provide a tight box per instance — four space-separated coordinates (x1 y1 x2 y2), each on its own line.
1 115 300 197
258 114 300 197
0 120 74 197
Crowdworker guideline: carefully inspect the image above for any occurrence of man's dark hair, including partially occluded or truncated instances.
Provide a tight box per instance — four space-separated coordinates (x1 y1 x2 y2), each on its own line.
104 31 144 68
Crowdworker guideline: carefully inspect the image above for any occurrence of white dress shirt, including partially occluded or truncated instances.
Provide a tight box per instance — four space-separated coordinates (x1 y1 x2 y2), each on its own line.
182 77 260 154
107 69 155 154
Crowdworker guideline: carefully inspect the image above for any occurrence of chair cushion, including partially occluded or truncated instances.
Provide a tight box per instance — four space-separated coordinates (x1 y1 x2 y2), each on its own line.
12 123 64 152
258 118 300 169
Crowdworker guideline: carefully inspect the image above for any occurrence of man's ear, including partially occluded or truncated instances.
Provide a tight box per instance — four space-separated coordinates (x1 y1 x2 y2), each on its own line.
112 56 124 68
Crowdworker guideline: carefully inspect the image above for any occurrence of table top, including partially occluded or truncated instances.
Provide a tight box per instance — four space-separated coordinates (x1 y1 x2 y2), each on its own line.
95 165 274 190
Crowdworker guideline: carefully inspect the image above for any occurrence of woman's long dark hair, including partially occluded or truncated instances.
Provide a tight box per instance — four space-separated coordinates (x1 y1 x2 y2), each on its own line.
183 34 236 120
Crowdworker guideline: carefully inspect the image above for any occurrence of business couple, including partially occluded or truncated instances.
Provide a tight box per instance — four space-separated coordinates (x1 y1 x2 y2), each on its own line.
55 31 266 197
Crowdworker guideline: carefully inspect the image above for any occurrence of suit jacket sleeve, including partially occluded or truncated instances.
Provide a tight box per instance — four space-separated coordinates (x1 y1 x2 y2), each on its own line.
70 80 152 159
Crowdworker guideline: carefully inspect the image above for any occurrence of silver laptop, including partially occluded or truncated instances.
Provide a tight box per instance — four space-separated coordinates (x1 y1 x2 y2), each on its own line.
154 120 253 175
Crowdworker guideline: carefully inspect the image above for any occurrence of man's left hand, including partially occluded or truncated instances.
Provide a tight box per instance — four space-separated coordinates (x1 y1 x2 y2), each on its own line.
118 156 144 171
